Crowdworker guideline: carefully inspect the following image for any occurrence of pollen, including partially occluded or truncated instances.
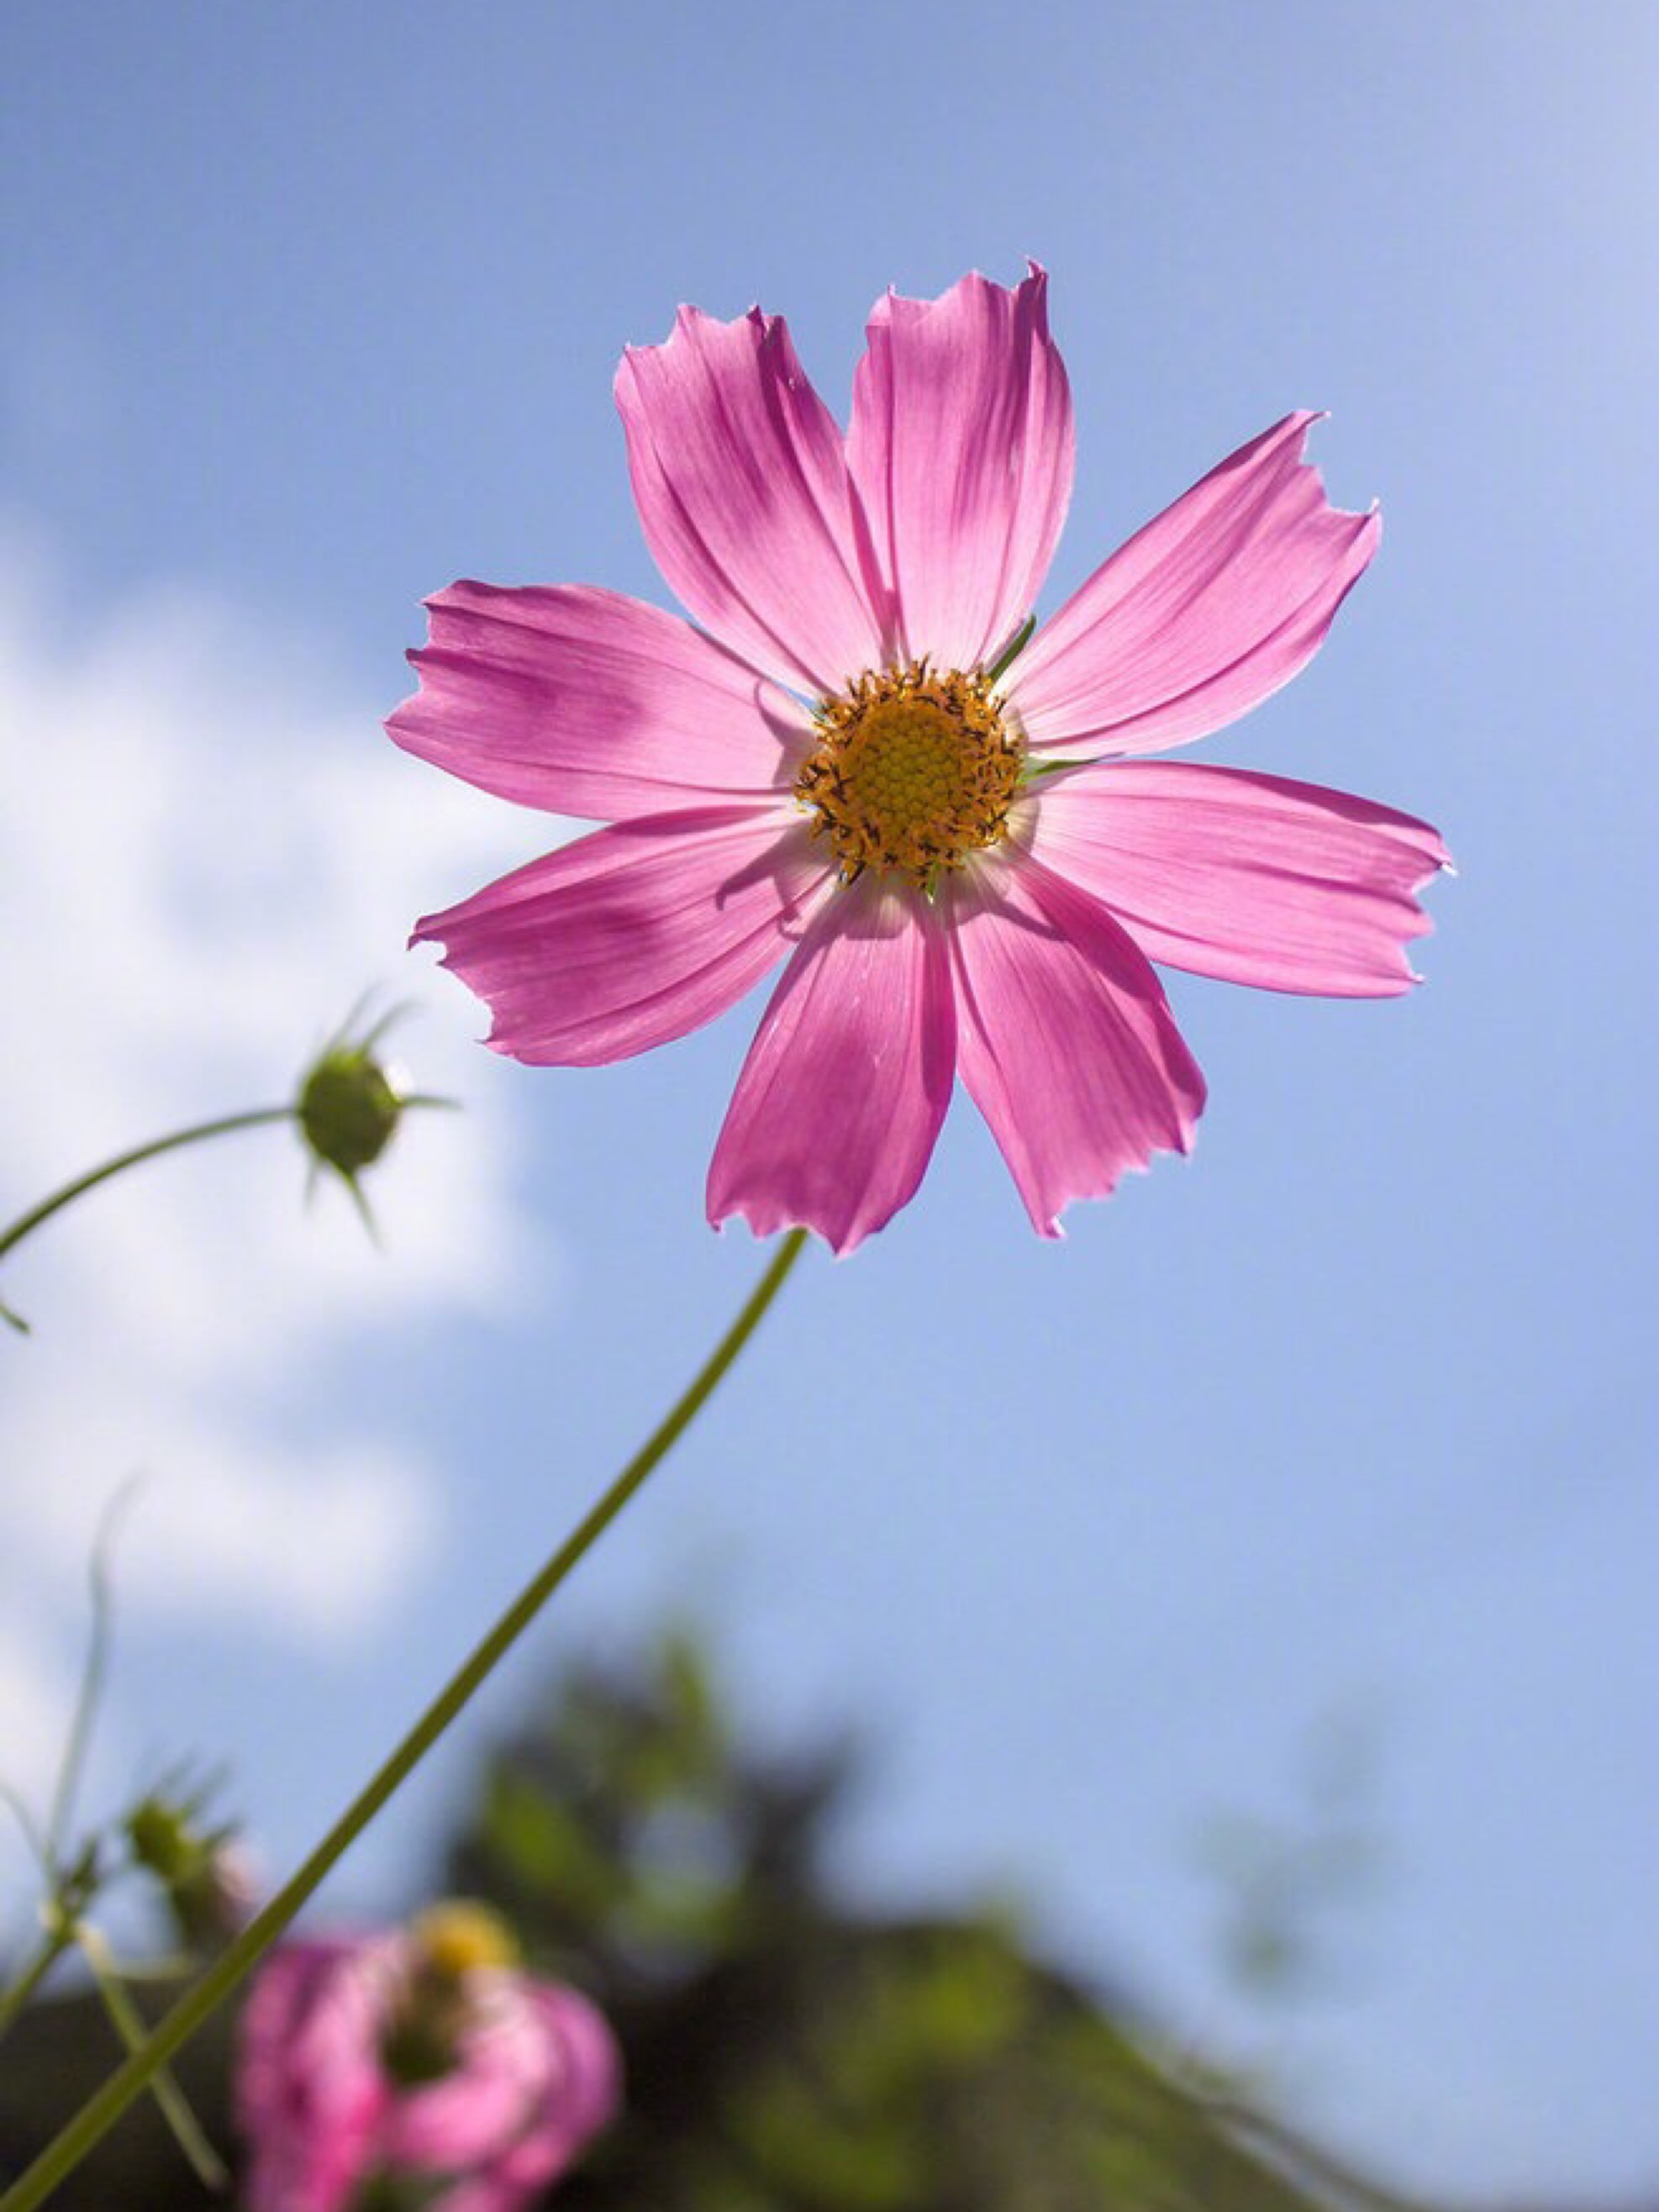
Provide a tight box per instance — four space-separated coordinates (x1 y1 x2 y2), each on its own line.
796 663 1024 890
411 1899 520 1979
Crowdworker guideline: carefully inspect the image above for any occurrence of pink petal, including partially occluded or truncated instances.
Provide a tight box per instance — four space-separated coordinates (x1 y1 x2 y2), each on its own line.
379 1982 552 2172
1008 413 1378 757
380 1977 618 2207
466 1987 622 2206
706 880 956 1256
388 583 809 819
413 808 833 1066
946 858 1205 1236
1027 763 1450 995
235 1939 392 2212
847 265 1073 672
615 304 887 696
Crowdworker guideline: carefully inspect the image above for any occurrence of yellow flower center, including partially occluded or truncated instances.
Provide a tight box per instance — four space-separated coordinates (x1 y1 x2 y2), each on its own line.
382 1902 520 2086
796 663 1024 890
410 1899 520 1979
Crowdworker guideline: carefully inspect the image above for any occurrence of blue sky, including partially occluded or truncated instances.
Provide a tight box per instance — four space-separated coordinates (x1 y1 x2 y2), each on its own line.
3 1 1656 2195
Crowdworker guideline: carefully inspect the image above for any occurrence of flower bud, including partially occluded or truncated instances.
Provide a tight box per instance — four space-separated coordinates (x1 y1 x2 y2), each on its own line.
298 1040 404 1182
125 1791 256 1951
293 1006 453 1229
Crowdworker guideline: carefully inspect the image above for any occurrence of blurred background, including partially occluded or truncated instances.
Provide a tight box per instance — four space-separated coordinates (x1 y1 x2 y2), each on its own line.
2 2 1655 2201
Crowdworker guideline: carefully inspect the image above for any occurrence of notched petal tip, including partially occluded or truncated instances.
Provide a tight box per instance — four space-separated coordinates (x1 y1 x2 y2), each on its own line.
390 579 509 741
1032 1125 1202 1240
948 866 1204 1239
620 299 773 367
386 583 463 730
1027 762 1448 1000
872 261 1052 326
705 1193 856 1258
1285 412 1385 540
615 292 885 694
1010 404 1387 760
706 890 956 1256
705 1191 878 1260
850 261 1074 672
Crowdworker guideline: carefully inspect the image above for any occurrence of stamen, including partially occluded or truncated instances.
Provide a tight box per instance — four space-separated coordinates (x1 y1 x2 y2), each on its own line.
796 663 1024 890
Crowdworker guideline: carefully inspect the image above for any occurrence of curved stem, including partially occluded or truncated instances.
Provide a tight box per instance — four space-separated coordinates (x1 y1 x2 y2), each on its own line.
0 1108 298 1267
0 1926 75 2046
45 1481 143 1872
76 1926 227 2190
1 1228 810 2212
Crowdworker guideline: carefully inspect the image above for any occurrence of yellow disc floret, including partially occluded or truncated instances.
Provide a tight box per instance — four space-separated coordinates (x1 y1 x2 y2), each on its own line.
410 1899 520 1979
382 1901 522 2085
796 662 1024 891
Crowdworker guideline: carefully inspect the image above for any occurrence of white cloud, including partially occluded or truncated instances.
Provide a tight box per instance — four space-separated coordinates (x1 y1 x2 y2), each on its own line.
0 524 558 1826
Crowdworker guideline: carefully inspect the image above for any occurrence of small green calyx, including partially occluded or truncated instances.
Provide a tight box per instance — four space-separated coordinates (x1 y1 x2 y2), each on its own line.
293 1001 456 1234
125 1795 199 1883
125 1785 251 1950
1019 750 1084 787
298 1046 403 1181
980 613 1036 689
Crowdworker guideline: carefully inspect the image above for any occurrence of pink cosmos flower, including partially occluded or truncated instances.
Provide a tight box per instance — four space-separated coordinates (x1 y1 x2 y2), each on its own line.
391 267 1446 1252
235 1908 619 2212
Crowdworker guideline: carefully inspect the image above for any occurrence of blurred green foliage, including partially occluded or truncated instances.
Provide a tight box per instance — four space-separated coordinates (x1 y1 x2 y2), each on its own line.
1 1632 1423 2209
444 1631 1388 2212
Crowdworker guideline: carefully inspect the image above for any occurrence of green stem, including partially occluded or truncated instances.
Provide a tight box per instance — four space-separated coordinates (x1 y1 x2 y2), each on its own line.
76 1928 227 2190
1 1227 810 2212
0 1925 76 2046
45 1482 142 1872
0 1108 298 1267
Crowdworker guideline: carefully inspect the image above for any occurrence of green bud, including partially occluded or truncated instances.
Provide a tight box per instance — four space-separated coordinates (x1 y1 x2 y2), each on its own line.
298 1044 403 1181
293 1004 453 1230
125 1794 196 1882
125 1789 255 1951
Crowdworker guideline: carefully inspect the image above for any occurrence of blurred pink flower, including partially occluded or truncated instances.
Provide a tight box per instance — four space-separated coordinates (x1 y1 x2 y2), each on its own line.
392 267 1446 1252
235 1908 619 2212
